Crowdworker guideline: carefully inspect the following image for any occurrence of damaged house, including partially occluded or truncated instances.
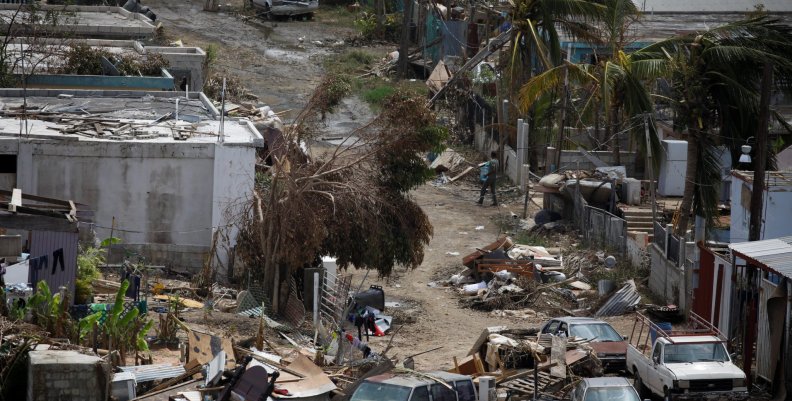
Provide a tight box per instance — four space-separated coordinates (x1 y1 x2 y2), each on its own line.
0 89 263 276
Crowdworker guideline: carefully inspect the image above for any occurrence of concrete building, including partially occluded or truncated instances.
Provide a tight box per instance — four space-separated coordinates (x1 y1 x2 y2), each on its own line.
27 349 110 401
0 4 157 39
8 38 207 91
730 170 792 243
0 89 263 275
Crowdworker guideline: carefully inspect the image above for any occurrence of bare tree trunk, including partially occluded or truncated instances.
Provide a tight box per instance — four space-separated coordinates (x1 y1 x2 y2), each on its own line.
611 104 621 165
397 0 414 78
675 133 698 236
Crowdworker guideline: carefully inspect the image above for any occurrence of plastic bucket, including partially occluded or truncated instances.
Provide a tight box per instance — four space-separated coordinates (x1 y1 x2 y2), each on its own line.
650 322 673 344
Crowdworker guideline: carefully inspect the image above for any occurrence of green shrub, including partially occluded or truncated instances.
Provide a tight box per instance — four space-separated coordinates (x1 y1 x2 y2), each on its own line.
75 246 105 304
363 85 396 107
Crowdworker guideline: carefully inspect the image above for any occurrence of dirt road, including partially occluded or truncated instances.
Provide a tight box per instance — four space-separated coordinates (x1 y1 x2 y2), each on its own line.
148 2 551 370
347 184 549 370
145 0 356 119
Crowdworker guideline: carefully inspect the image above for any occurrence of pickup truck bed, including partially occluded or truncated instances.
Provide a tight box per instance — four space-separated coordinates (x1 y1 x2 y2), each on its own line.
626 313 748 401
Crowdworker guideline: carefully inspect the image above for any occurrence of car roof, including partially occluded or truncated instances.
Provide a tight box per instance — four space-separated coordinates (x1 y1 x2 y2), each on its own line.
582 377 633 387
657 335 723 344
366 371 471 388
547 316 612 325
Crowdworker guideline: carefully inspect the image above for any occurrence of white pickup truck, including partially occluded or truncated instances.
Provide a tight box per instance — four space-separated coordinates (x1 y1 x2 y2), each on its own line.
626 313 748 401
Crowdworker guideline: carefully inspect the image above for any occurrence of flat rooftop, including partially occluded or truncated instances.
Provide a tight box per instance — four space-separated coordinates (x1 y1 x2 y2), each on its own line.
0 90 263 146
634 0 792 13
732 170 792 188
0 5 156 38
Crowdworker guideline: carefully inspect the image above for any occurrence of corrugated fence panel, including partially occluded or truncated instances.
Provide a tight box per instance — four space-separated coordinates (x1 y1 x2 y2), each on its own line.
757 278 778 382
28 231 79 304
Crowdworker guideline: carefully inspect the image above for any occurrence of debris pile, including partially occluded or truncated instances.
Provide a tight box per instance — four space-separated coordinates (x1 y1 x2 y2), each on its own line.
438 237 591 313
455 326 603 399
427 147 476 186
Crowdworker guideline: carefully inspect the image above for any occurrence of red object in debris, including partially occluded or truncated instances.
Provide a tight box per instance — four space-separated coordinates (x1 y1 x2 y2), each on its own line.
273 388 291 396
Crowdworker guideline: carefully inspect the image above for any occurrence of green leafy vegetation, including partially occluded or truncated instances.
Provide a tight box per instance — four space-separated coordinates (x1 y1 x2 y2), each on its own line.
75 246 105 304
354 11 402 41
363 85 395 107
78 280 153 366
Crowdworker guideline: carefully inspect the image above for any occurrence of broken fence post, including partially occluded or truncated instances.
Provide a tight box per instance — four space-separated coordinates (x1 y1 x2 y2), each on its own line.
313 271 319 328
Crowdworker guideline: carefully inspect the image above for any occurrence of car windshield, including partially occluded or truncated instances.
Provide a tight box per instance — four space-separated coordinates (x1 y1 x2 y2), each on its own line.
350 382 411 401
584 387 640 401
570 323 623 342
664 342 729 363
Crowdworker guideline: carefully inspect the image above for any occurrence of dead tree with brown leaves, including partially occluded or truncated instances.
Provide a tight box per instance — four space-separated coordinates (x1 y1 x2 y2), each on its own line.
236 75 448 313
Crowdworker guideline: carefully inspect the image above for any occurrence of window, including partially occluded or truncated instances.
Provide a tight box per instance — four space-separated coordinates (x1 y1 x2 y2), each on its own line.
570 323 623 342
351 382 411 401
559 323 569 337
663 342 729 363
583 387 640 401
543 321 560 334
0 154 16 174
453 380 475 401
431 383 457 401
411 386 429 401
571 381 587 401
652 345 662 363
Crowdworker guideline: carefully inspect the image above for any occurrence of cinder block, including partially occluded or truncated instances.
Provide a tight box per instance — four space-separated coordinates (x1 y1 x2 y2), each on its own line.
28 350 108 401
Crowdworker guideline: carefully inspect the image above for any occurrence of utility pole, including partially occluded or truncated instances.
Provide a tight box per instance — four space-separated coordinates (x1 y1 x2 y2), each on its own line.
749 62 772 242
397 0 415 78
644 114 657 223
555 44 572 171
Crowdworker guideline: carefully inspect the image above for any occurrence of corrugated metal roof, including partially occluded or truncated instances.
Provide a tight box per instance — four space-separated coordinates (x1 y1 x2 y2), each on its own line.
595 280 641 317
729 237 792 278
119 363 185 383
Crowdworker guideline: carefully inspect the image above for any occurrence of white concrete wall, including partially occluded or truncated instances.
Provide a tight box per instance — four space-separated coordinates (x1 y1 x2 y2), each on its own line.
730 176 792 243
8 140 256 273
626 232 649 268
649 243 685 307
211 143 257 277
17 141 214 246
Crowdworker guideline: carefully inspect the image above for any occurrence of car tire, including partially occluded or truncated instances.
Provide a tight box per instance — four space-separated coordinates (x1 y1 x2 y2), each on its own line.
633 370 649 398
663 387 672 401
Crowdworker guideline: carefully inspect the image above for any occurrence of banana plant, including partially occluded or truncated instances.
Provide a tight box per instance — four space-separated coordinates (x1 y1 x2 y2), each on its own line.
79 279 153 365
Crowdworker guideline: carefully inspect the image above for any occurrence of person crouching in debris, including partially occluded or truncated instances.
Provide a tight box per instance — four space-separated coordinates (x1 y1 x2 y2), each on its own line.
477 151 499 206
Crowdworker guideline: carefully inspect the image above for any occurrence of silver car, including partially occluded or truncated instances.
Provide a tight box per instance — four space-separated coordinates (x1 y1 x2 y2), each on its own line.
569 377 646 401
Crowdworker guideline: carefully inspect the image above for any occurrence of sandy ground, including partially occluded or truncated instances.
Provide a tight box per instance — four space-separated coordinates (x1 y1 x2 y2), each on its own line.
344 184 549 370
145 0 358 120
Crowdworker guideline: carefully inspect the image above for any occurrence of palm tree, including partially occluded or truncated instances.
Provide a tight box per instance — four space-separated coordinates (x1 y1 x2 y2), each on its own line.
631 17 792 236
517 0 663 169
499 0 605 167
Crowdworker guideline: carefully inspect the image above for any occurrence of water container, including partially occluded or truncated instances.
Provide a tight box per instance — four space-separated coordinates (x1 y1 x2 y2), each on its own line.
479 162 490 182
650 322 673 344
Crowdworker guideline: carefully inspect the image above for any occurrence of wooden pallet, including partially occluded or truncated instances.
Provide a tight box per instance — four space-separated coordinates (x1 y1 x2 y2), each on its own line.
500 371 564 396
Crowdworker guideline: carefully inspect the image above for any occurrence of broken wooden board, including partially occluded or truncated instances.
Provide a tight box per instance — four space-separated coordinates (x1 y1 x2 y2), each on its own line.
451 353 485 376
187 330 237 370
276 351 337 398
568 281 592 291
153 295 204 309
449 166 474 182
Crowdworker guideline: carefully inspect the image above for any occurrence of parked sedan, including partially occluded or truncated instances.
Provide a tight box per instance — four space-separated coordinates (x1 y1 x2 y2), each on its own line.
540 317 627 372
569 377 646 401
